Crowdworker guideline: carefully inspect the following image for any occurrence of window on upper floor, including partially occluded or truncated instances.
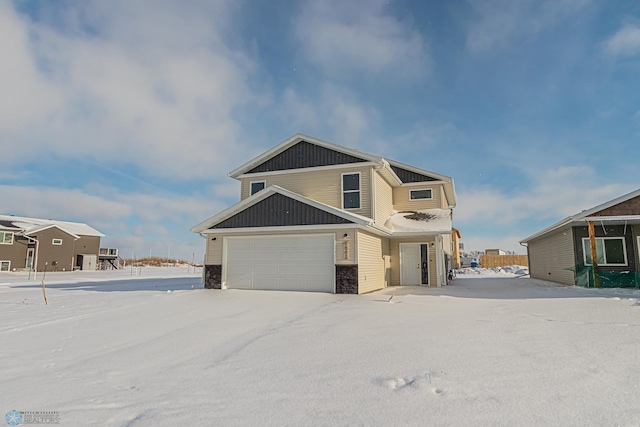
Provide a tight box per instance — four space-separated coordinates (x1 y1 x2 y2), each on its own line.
410 188 433 200
342 172 360 209
52 238 63 245
582 237 627 266
250 181 266 195
0 232 14 245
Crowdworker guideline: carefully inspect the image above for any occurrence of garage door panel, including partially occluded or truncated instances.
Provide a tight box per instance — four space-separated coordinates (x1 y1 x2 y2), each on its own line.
254 264 279 275
258 277 279 290
278 278 306 291
279 251 307 262
225 235 335 293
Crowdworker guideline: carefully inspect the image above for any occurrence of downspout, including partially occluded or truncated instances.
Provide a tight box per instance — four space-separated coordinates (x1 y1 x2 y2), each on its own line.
198 232 207 285
23 235 40 280
435 234 444 287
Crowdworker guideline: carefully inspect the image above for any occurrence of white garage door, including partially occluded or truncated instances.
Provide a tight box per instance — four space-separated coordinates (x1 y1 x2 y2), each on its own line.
225 234 335 292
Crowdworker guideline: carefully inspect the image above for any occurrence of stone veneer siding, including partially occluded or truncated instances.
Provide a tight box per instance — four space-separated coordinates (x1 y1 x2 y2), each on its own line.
204 265 222 289
336 264 358 294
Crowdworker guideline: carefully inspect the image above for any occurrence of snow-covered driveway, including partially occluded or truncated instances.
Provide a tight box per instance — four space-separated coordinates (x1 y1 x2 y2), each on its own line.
1 272 639 426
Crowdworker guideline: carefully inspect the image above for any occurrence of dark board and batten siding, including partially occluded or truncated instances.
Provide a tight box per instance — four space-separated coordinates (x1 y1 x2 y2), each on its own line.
247 141 367 174
211 193 354 229
390 165 438 183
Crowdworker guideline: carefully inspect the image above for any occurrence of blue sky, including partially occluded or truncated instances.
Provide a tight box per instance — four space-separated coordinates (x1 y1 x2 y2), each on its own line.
2 0 639 260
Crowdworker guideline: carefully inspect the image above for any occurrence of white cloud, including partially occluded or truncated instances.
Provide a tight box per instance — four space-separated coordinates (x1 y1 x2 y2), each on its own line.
294 0 428 78
0 3 63 131
603 24 640 57
0 1 257 180
1 184 227 260
455 165 634 225
466 0 591 53
278 84 377 147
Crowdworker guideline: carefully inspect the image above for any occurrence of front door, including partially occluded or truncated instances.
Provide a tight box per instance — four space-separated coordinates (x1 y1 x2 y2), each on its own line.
26 248 34 269
401 243 429 285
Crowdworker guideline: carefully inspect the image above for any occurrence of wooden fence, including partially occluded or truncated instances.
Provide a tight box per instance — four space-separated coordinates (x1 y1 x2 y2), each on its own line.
480 255 528 268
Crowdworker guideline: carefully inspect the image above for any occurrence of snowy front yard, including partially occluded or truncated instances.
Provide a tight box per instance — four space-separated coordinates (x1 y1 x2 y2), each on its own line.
1 270 639 426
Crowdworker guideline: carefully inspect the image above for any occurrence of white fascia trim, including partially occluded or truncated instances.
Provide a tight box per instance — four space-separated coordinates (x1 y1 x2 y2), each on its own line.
23 224 81 240
200 223 392 236
228 134 384 178
391 230 452 237
236 162 379 180
520 189 640 243
401 181 446 187
581 215 640 222
376 160 403 186
519 218 574 244
575 189 640 219
191 185 376 233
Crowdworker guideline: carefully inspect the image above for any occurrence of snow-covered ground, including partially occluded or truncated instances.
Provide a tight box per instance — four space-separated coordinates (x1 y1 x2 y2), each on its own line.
456 265 529 277
2 269 639 426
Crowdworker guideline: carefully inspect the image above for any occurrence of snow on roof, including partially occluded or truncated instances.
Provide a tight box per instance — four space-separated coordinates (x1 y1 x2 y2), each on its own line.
0 215 105 237
384 209 452 234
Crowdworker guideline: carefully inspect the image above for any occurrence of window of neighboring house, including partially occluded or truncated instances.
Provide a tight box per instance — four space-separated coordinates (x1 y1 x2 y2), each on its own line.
342 173 361 209
0 232 14 244
0 261 10 271
250 181 266 195
582 237 628 266
410 188 433 200
52 238 63 245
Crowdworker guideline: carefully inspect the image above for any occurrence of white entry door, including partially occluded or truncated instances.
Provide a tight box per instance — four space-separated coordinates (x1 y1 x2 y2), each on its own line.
401 243 421 285
225 234 335 293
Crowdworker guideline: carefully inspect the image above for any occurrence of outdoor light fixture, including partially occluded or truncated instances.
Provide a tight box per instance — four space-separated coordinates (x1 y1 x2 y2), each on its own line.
212 237 217 241
343 233 348 238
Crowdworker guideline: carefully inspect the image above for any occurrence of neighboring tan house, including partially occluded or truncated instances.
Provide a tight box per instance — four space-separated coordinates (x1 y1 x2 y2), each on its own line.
192 134 457 294
0 215 105 272
485 249 506 256
520 189 640 287
452 228 462 269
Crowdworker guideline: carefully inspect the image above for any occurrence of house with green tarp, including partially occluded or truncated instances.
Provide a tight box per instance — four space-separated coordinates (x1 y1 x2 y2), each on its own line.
520 189 640 288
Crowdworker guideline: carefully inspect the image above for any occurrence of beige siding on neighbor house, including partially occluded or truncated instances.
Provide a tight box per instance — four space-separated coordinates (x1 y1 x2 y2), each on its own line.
205 228 357 265
240 166 373 218
373 172 393 226
528 228 576 286
393 184 442 211
356 230 389 293
389 237 436 286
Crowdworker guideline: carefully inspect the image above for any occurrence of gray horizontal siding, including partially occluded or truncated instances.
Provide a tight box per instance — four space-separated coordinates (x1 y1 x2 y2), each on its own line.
247 141 367 173
211 193 354 229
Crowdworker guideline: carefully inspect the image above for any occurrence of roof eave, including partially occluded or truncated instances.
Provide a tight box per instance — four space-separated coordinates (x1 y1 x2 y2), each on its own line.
228 134 384 179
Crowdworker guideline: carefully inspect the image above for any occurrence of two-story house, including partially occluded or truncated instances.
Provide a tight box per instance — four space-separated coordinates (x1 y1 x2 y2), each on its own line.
191 134 457 294
0 215 105 272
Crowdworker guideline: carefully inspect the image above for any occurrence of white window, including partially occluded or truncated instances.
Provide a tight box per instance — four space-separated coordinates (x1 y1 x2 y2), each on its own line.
250 181 266 195
0 261 10 271
0 231 14 245
410 188 433 200
52 238 63 245
582 237 628 266
342 173 361 209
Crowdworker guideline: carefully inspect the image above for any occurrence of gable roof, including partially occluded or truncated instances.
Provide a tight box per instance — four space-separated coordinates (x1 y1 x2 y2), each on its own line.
191 185 387 233
228 134 457 207
22 224 81 239
0 215 105 237
520 189 640 243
